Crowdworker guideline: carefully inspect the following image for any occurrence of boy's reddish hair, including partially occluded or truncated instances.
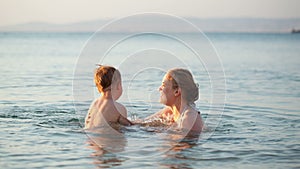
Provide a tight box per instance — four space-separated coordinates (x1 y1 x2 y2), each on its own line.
94 65 121 93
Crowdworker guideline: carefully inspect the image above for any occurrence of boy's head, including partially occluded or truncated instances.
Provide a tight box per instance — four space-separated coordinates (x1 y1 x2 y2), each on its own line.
94 65 122 94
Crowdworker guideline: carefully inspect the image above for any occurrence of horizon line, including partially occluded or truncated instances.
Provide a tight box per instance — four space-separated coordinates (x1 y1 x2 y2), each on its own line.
1 17 300 28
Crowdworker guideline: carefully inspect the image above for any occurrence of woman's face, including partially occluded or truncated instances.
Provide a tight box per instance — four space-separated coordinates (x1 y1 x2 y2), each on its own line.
159 74 177 106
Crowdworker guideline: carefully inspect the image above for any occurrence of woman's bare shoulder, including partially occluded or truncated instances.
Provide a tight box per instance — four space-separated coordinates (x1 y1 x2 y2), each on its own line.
180 109 200 125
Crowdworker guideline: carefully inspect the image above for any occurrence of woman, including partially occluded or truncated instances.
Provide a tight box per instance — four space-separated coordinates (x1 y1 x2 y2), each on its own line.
146 68 204 135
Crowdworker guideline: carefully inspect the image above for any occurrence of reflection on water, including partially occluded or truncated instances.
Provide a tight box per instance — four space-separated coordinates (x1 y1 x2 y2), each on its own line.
160 134 199 169
169 138 199 152
85 123 202 168
85 126 128 168
86 139 128 168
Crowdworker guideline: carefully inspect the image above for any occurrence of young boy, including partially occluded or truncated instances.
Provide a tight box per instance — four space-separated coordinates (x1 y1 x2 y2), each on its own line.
84 65 132 130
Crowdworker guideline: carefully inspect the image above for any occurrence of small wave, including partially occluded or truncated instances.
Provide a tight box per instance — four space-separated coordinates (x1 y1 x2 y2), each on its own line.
0 105 85 130
67 118 80 122
198 156 241 161
34 123 55 128
0 112 32 119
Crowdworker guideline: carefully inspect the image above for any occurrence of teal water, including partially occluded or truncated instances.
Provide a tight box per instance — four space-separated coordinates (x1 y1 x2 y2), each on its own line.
0 32 299 168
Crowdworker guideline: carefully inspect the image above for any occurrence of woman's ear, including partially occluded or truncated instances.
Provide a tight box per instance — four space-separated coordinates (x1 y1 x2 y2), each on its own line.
174 88 181 96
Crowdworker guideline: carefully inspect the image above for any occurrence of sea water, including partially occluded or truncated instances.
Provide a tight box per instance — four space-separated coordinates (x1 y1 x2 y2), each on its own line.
0 32 299 168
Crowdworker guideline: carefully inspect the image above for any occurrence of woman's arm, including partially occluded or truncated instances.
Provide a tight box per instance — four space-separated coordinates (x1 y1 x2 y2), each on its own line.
144 107 172 121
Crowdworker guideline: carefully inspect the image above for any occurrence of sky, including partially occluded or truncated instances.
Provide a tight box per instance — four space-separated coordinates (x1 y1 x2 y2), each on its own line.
0 0 300 27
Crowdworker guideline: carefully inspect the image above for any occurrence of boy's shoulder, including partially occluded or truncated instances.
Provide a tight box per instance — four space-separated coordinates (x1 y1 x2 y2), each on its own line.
91 97 101 104
114 101 127 117
114 101 125 107
88 99 99 110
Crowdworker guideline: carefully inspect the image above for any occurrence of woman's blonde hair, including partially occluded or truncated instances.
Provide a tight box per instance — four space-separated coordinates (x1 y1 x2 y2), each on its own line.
166 68 199 104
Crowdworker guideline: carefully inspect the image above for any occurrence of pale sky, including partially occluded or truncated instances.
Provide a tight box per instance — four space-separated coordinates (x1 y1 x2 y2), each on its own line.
0 0 299 27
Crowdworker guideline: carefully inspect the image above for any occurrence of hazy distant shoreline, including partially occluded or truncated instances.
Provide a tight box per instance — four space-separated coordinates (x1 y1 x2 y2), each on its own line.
1 18 300 33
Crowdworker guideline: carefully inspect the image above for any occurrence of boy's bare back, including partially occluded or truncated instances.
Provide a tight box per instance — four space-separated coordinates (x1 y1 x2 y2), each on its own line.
84 65 132 130
85 98 131 129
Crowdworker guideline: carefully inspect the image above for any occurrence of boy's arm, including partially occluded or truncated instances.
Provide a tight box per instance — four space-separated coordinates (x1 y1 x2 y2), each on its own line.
115 102 127 118
115 102 133 126
118 115 133 126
